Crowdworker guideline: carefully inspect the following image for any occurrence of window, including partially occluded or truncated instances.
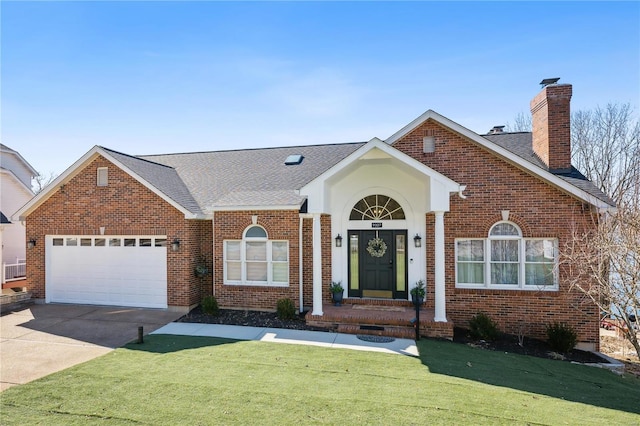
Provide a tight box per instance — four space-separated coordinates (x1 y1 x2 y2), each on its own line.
455 221 558 290
224 225 289 286
350 194 405 220
97 167 108 186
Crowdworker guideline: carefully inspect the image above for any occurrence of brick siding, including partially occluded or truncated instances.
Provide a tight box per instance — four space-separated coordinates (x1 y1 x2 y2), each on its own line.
25 155 208 310
393 119 599 347
212 210 302 311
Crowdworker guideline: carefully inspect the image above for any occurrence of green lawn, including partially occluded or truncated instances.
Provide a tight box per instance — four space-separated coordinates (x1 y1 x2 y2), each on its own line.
1 335 639 425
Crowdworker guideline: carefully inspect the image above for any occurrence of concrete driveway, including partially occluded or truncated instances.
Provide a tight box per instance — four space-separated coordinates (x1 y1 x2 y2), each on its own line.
0 304 183 391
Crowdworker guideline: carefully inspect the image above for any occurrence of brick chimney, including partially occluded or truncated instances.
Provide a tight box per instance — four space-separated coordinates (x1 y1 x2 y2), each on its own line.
530 83 572 172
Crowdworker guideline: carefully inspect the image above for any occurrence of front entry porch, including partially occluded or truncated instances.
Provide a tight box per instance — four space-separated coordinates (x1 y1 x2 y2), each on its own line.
305 299 454 340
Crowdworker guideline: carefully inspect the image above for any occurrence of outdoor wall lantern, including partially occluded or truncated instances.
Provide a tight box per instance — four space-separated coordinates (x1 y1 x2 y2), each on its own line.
413 234 422 248
335 234 343 247
171 238 180 252
27 238 37 249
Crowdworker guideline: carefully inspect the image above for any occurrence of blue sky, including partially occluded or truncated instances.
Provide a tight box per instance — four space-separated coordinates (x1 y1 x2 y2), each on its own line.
2 1 639 178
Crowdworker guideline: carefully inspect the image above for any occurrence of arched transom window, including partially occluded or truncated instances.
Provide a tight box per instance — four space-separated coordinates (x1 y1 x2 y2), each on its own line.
349 195 405 220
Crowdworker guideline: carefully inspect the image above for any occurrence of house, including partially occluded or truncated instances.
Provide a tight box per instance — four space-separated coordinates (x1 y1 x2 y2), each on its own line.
1 144 37 287
14 82 614 350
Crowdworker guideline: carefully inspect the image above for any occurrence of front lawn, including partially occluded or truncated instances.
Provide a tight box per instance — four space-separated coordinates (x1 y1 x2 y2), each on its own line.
1 335 638 425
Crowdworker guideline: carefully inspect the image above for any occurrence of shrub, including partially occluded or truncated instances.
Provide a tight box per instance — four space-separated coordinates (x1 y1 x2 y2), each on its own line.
546 322 577 353
201 295 219 316
469 312 499 341
277 298 296 320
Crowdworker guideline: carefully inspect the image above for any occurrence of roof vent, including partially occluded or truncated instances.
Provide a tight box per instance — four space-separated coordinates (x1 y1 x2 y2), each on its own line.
285 154 304 165
489 125 505 134
540 77 560 88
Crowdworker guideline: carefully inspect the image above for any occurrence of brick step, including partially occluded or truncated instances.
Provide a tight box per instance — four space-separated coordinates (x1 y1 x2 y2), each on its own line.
317 312 416 327
336 324 416 339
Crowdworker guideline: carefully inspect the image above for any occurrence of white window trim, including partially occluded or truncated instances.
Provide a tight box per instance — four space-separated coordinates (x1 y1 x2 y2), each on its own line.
97 167 108 187
454 222 559 291
223 230 290 287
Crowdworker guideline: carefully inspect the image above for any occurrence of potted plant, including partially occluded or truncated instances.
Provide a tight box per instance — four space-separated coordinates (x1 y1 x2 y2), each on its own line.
410 280 426 306
329 281 344 306
194 264 209 278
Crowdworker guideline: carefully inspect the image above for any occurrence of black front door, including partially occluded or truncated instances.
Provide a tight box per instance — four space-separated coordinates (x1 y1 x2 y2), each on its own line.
348 230 408 299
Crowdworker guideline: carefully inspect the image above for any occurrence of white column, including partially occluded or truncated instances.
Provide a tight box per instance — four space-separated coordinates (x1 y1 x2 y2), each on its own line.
434 211 447 322
311 213 323 316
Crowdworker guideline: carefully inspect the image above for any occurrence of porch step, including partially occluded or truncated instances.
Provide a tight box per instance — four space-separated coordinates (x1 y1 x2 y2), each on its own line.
305 303 454 340
336 324 416 339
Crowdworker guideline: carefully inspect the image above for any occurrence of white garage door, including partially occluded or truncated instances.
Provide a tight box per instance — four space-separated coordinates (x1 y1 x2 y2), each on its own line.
46 236 168 308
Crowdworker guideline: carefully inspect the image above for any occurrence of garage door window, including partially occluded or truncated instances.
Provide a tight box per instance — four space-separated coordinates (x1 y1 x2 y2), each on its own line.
50 236 168 247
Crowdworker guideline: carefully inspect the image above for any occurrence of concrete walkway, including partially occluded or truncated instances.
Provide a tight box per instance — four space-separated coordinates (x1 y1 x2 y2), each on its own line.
152 322 419 357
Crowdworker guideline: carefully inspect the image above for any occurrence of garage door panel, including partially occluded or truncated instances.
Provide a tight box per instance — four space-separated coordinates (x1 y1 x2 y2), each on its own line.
46 236 168 309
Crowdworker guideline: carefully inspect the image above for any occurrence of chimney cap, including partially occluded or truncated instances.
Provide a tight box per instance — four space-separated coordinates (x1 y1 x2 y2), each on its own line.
489 125 505 134
540 77 561 87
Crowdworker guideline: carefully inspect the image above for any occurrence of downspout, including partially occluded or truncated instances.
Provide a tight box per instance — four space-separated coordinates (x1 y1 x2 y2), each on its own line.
299 215 304 312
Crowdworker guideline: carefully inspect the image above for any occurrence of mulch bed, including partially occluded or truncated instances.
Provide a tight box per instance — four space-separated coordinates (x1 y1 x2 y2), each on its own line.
177 307 609 364
176 306 328 331
452 327 608 364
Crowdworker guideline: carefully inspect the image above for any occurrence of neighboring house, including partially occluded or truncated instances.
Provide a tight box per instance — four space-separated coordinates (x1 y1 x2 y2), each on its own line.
1 144 37 286
14 83 614 350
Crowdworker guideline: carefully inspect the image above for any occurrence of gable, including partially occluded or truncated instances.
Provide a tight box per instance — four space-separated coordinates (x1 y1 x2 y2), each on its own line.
300 138 463 214
0 144 38 189
386 110 614 210
13 146 203 221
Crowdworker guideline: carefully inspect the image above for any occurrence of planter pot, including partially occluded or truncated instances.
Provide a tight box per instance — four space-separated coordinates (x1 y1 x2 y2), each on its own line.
411 295 424 306
332 292 343 306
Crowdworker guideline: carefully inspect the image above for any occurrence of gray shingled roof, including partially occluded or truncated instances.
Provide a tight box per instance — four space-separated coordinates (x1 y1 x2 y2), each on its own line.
100 130 613 215
483 132 615 206
1 211 11 224
102 147 204 216
140 143 365 212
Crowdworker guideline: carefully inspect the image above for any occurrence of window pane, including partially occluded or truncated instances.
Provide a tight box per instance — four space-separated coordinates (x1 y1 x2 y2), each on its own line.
226 241 241 261
139 238 152 247
526 240 555 262
226 261 241 281
247 262 267 281
272 241 288 261
95 238 106 247
124 238 136 247
490 223 520 236
526 264 555 286
349 194 405 220
109 238 121 247
246 241 266 261
81 238 92 247
350 234 359 290
272 263 288 282
396 234 406 292
491 263 519 284
457 240 484 261
491 240 518 261
458 263 484 284
245 226 267 238
66 238 77 246
53 238 63 246
155 238 167 247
